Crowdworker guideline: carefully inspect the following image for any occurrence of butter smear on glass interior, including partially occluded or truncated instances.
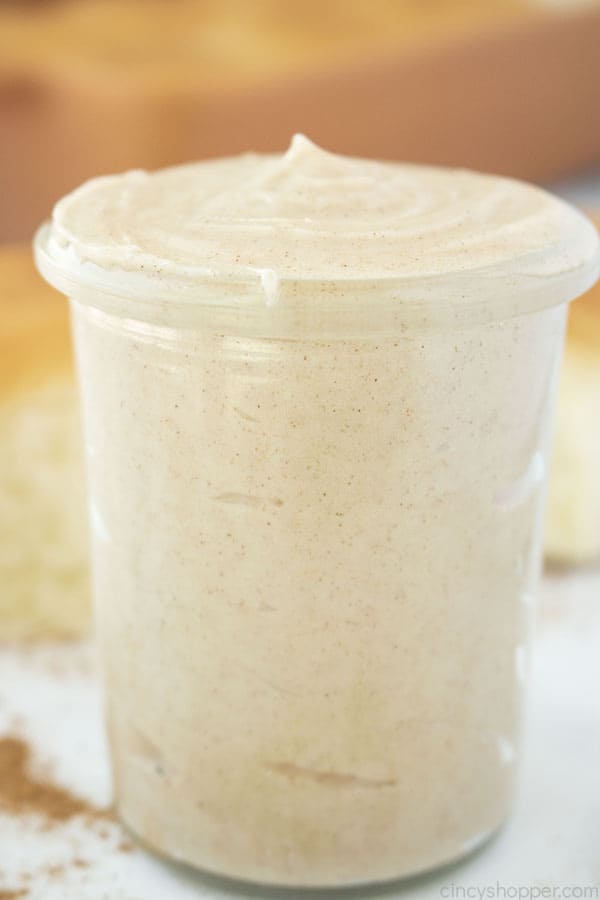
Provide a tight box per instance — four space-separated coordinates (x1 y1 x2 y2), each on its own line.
35 135 600 887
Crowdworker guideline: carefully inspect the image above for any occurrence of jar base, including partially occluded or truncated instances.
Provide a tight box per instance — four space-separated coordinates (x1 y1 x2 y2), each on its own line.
117 809 506 893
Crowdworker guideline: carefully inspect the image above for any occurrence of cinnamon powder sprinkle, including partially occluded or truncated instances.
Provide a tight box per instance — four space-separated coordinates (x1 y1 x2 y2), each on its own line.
0 736 108 824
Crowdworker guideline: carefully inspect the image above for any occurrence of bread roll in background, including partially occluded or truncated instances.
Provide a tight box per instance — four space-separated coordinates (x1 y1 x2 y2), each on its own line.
545 215 600 565
0 245 89 639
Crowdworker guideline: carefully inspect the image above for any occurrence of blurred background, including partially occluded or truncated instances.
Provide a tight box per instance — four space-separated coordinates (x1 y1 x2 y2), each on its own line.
1 0 600 631
2 0 600 241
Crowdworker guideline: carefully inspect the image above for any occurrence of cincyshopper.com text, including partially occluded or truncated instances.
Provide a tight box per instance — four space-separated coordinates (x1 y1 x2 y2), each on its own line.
440 883 600 899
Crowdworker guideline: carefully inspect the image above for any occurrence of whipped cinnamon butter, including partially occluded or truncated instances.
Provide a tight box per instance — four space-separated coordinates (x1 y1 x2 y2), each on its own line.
42 134 598 304
35 137 600 887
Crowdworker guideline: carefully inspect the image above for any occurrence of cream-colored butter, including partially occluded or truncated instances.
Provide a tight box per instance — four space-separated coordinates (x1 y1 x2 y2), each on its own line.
34 139 599 887
42 135 599 310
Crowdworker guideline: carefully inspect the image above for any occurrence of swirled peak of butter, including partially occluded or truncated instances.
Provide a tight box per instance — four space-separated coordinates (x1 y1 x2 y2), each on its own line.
41 134 600 307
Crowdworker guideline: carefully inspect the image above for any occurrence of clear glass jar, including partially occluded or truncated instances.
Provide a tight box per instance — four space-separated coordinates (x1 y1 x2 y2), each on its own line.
35 221 596 886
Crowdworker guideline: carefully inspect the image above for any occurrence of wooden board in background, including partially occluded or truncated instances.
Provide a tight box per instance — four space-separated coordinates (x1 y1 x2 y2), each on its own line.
1 0 600 242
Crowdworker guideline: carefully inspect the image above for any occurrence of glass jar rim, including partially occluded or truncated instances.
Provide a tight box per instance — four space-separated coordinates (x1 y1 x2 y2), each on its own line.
34 220 600 338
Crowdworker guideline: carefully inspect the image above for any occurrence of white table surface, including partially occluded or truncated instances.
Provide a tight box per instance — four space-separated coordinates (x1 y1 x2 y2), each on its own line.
1 567 599 900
